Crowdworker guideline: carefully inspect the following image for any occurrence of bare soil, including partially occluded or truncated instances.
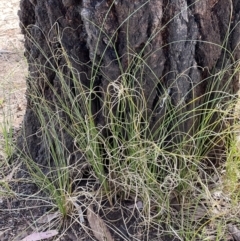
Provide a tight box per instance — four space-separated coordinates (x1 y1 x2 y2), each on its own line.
0 0 27 158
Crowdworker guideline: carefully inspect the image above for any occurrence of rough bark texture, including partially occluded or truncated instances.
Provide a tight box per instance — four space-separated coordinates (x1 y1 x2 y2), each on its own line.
18 0 239 164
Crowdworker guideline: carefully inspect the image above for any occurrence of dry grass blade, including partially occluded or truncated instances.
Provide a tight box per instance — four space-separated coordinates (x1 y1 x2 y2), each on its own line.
87 205 114 241
73 200 85 223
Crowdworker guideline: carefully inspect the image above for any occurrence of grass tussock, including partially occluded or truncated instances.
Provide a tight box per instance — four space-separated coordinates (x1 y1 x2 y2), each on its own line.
1 2 240 240
17 37 240 240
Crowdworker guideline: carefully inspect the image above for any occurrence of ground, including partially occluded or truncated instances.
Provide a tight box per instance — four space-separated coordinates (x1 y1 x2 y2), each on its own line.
0 0 26 158
0 0 44 240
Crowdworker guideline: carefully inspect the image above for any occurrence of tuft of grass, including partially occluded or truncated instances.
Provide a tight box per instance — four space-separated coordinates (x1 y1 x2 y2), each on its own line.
0 113 14 161
17 2 240 240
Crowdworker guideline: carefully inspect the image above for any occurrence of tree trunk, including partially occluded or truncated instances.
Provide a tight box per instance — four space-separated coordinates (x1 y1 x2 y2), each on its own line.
18 1 239 168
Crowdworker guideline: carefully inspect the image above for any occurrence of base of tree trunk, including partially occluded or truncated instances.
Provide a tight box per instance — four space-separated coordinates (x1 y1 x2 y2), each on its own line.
17 0 240 240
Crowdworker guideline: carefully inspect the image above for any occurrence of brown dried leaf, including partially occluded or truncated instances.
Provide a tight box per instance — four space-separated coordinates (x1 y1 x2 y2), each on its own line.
228 224 240 241
20 230 58 241
192 205 208 221
87 205 114 241
37 211 60 224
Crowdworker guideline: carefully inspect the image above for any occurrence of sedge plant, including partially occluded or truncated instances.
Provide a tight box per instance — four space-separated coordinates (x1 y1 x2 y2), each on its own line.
18 2 240 240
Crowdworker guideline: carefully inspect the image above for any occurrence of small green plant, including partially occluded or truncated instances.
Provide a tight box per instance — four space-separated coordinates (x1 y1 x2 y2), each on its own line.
0 111 14 161
223 130 240 197
0 98 4 107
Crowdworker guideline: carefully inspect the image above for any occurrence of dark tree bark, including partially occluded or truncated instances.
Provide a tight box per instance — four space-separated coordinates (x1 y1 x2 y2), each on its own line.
18 0 240 165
